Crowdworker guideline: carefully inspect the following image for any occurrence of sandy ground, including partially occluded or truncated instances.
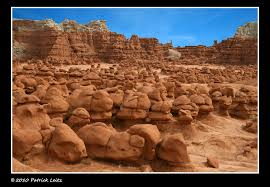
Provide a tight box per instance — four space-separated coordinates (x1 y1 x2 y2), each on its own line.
57 64 116 71
187 113 257 172
174 64 226 70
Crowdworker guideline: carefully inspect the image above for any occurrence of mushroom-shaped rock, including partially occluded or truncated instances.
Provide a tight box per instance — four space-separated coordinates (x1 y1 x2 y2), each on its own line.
173 95 191 110
90 111 112 121
77 122 116 158
42 87 63 101
48 123 87 163
20 77 37 88
148 86 167 102
117 92 151 120
67 108 91 131
49 80 69 98
229 88 257 119
90 90 113 112
31 85 48 100
199 104 214 113
164 81 175 92
72 107 90 118
109 89 124 107
137 92 151 110
127 124 161 160
221 86 236 98
218 96 233 116
41 87 69 117
67 79 81 91
122 92 151 110
157 133 190 163
190 94 214 115
151 100 172 113
190 94 205 105
67 89 93 110
106 132 144 161
211 90 222 98
44 97 69 114
116 108 148 120
83 72 102 86
178 110 193 124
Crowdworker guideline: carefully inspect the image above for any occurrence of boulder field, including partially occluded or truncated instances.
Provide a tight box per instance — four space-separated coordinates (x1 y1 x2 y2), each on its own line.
12 19 258 172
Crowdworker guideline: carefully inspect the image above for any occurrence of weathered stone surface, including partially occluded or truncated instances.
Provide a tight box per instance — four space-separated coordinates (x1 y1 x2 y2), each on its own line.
13 19 171 63
243 119 257 133
14 95 51 131
106 132 144 161
77 123 146 161
157 133 190 163
173 95 191 107
13 128 42 159
206 157 219 168
67 108 91 131
127 124 161 160
90 90 113 112
77 123 115 146
48 123 87 163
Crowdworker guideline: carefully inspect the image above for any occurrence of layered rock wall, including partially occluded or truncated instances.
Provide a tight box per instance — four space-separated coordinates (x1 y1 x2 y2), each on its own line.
13 19 257 65
214 37 257 65
13 19 170 63
175 45 215 59
175 22 257 65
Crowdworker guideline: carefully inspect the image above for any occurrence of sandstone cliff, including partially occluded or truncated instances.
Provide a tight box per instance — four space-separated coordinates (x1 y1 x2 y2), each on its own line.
13 19 257 65
13 19 172 64
175 22 257 65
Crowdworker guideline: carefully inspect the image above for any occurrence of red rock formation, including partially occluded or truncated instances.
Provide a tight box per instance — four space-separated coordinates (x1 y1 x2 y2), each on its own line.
13 19 257 65
176 36 257 65
214 37 257 65
175 45 214 59
13 19 170 63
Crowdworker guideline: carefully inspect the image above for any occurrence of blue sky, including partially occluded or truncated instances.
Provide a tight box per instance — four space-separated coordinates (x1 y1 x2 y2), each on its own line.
12 8 258 47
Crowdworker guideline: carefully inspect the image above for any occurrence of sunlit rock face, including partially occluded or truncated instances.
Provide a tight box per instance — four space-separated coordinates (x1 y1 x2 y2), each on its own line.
234 22 257 39
13 19 171 63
